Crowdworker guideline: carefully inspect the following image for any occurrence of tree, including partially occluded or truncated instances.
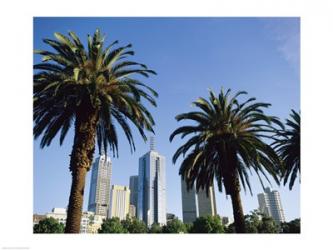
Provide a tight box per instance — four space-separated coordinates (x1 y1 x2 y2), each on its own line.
149 223 163 233
273 110 300 190
162 219 187 233
34 29 157 233
190 215 224 233
226 210 280 233
33 217 65 233
122 216 147 233
98 218 127 233
170 88 282 233
281 218 300 233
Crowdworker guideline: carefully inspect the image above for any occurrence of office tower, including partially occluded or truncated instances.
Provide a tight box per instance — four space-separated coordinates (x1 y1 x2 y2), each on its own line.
257 187 286 223
88 153 112 217
109 185 131 220
137 137 166 226
129 175 139 216
181 179 217 223
181 179 198 223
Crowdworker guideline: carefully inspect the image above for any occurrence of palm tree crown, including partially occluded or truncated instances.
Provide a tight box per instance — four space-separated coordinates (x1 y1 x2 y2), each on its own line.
273 110 300 190
170 88 281 194
34 29 157 156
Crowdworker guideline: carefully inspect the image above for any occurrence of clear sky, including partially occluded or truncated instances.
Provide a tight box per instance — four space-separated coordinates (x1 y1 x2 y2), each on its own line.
33 17 300 221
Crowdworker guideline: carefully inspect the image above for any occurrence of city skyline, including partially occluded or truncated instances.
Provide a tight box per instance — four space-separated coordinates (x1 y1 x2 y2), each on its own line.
33 17 300 222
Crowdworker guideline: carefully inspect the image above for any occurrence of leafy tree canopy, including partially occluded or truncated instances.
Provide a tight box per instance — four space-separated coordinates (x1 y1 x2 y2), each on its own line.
98 218 127 233
149 223 163 233
33 217 65 233
191 215 225 233
162 218 187 233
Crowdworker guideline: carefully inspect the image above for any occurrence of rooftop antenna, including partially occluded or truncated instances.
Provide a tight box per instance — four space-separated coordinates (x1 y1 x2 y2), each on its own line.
149 136 155 151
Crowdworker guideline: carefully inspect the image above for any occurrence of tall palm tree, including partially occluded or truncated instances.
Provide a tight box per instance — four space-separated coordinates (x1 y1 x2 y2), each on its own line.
170 88 282 233
34 29 158 233
272 110 300 190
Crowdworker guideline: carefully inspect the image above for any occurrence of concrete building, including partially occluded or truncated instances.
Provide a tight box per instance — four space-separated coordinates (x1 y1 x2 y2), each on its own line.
45 208 106 233
257 187 286 223
88 153 112 217
137 137 167 226
33 214 46 225
129 205 136 218
181 179 217 223
46 207 67 225
129 175 139 216
109 185 131 220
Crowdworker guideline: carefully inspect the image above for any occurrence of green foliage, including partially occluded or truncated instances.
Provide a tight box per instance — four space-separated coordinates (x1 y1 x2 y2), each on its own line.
226 210 280 233
190 215 224 233
98 218 127 233
122 216 147 233
162 219 187 233
149 223 163 233
33 217 65 233
281 219 300 233
34 29 158 156
272 110 300 190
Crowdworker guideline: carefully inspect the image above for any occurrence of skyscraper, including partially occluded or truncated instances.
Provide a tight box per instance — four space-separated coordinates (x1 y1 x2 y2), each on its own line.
109 185 131 220
137 138 166 226
129 175 139 216
181 179 217 223
257 187 286 223
88 154 112 217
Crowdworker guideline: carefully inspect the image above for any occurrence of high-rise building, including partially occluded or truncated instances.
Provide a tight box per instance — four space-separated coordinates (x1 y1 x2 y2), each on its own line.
88 154 112 217
181 179 217 223
129 175 139 216
109 185 131 220
137 138 166 226
257 187 286 223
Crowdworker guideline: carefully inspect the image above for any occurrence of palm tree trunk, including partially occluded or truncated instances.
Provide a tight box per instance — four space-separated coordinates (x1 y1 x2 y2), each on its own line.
230 185 246 233
65 104 98 233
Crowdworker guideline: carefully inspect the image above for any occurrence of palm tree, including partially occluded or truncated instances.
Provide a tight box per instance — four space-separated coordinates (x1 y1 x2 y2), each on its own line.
272 110 300 190
34 29 158 233
170 88 282 233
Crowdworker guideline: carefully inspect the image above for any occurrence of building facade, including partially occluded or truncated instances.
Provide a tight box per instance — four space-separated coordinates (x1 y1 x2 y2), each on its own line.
109 185 131 220
45 208 105 233
257 187 286 223
87 153 112 217
181 179 217 223
129 205 136 218
129 175 139 216
137 141 166 226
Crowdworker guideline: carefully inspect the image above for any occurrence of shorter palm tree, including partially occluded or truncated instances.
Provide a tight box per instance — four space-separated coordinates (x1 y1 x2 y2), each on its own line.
272 110 300 190
170 88 282 233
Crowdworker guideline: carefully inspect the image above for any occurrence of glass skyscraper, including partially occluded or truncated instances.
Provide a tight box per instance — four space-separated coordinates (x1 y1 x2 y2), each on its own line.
137 139 166 226
257 187 286 223
87 154 112 217
181 179 217 223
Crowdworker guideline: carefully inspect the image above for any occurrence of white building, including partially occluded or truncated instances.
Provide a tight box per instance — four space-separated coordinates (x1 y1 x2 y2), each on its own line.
257 187 286 223
109 185 131 220
46 208 106 234
88 153 112 217
181 179 217 223
137 137 167 226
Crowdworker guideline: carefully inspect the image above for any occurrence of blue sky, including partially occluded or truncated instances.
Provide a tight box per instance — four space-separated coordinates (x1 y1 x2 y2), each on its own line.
33 17 300 221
